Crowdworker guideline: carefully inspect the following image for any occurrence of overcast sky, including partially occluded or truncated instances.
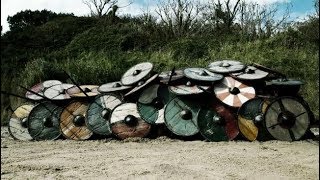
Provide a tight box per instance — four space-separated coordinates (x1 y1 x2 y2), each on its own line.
1 0 316 33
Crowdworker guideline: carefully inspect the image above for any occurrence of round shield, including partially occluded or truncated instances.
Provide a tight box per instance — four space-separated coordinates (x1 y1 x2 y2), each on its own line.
137 101 165 124
110 103 151 139
60 101 93 140
8 104 35 141
124 74 158 97
213 77 255 107
231 66 269 80
184 68 224 82
198 102 238 141
121 62 153 86
264 97 310 141
25 80 62 100
138 84 160 104
27 102 63 140
44 83 74 100
268 78 304 86
237 98 271 141
208 60 246 73
66 85 100 97
159 69 184 83
164 97 200 136
157 85 177 105
98 81 132 93
86 94 122 135
169 81 210 95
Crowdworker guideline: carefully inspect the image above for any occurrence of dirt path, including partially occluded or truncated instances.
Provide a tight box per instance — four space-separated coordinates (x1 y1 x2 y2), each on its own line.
1 127 319 180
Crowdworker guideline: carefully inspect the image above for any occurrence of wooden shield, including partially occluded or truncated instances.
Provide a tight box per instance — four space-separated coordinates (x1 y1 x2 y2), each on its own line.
110 103 151 140
164 97 200 136
268 78 304 86
8 104 35 141
157 85 177 105
27 102 63 140
138 84 160 104
124 74 158 97
121 62 153 85
137 102 165 124
86 94 122 135
60 101 93 140
98 81 132 93
237 98 272 141
231 66 269 80
66 85 100 97
159 69 184 84
169 81 210 95
25 80 62 100
264 97 310 141
208 60 246 73
213 77 255 107
44 83 74 100
184 68 224 82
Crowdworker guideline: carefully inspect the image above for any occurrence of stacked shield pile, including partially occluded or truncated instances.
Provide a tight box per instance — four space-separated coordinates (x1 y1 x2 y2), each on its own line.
8 60 316 142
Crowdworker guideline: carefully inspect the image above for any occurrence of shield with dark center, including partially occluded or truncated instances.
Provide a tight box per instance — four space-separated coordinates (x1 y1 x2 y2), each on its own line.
169 81 210 95
237 98 271 141
208 60 246 74
159 69 184 83
213 77 255 107
25 80 62 100
137 101 165 125
231 66 269 80
124 74 158 97
184 68 224 82
98 81 132 93
110 103 151 140
86 94 122 135
8 104 35 141
66 85 100 97
121 62 153 86
27 102 63 140
264 97 310 141
60 101 93 140
164 97 200 136
44 83 74 100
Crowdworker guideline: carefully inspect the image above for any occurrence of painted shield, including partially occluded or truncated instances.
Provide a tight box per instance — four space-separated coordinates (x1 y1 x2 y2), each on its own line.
66 85 100 97
164 97 200 136
208 60 246 73
169 81 210 95
86 94 122 135
27 102 63 140
44 83 74 100
124 74 158 97
184 68 224 82
25 80 62 100
268 78 304 86
121 62 153 86
8 104 35 141
110 103 151 139
157 85 177 105
231 66 269 80
60 101 93 140
138 84 160 104
237 98 272 141
98 81 132 93
198 102 238 142
213 77 255 107
264 97 310 141
159 69 184 84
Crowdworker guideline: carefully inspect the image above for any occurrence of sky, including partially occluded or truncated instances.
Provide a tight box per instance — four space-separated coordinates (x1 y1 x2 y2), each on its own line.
1 0 317 33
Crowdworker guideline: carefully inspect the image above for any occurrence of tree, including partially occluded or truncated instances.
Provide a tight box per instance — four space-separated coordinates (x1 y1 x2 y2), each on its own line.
83 0 118 18
7 9 73 31
155 0 203 38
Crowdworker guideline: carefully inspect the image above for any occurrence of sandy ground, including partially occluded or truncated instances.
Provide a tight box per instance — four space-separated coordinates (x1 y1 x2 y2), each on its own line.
1 126 319 180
